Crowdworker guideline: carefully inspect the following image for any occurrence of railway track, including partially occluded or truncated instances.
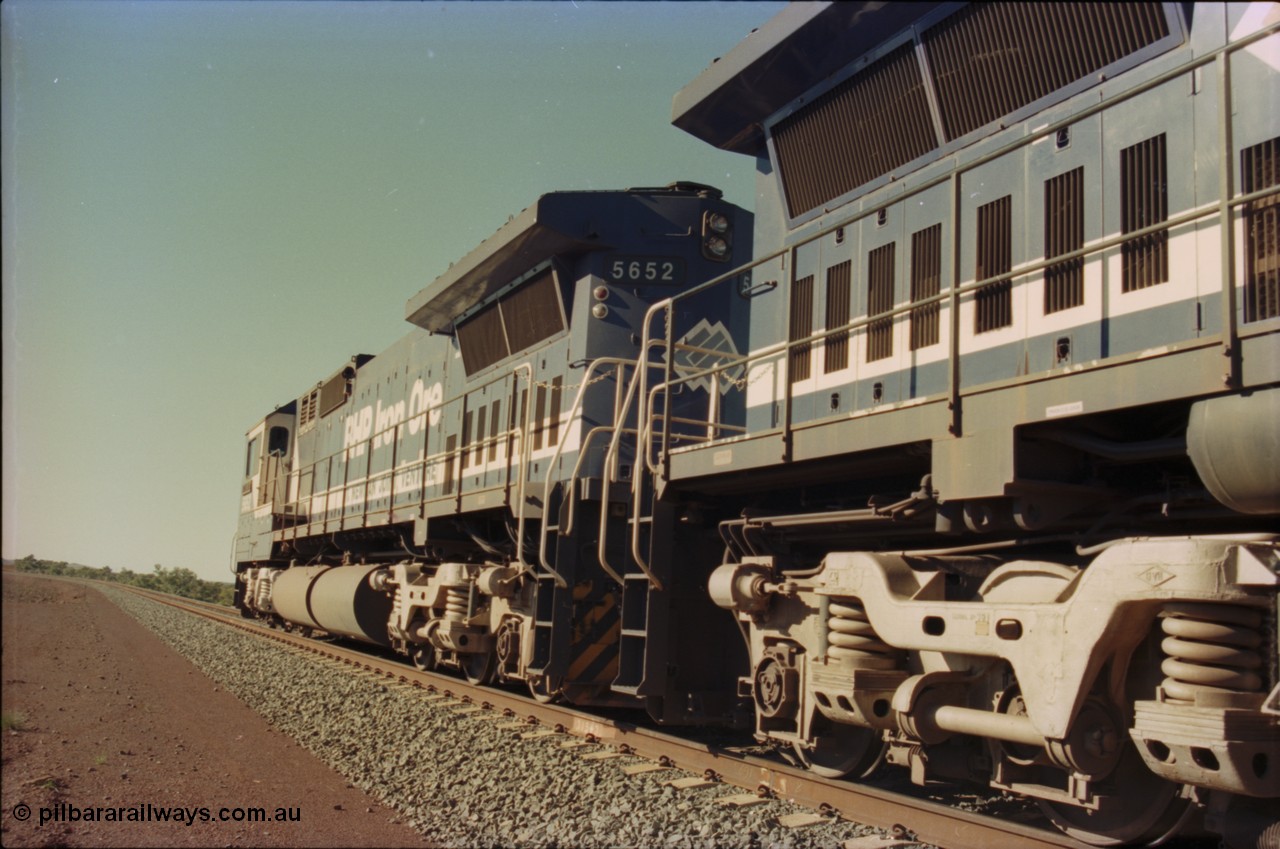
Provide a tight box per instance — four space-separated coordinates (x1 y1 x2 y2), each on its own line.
113 583 1091 849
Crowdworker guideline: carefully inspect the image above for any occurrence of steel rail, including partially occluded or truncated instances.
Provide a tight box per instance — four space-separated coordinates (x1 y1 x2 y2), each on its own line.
108 582 1090 849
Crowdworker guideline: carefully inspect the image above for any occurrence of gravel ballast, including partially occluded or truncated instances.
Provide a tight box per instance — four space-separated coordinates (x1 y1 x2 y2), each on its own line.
101 587 910 849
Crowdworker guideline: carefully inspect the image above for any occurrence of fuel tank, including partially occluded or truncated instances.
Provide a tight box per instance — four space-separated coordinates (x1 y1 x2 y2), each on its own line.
270 564 392 645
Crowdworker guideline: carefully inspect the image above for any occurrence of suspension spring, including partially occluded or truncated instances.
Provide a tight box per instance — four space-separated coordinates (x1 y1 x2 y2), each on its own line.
827 598 899 669
255 572 275 611
444 586 469 622
1159 602 1265 703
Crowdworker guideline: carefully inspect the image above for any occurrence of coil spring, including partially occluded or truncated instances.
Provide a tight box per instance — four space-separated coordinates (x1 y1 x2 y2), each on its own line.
444 586 469 622
255 572 273 611
1160 602 1265 703
827 599 899 669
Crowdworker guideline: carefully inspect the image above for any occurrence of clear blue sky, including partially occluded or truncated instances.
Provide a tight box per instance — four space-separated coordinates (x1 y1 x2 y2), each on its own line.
2 0 784 581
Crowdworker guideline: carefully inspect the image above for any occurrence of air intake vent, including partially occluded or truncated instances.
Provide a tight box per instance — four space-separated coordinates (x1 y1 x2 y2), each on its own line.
1242 137 1279 322
772 41 935 220
788 275 815 384
867 244 896 362
456 302 507 375
910 224 942 350
298 388 320 431
975 196 1013 334
456 267 565 376
1121 134 1168 293
1045 167 1085 313
923 3 1170 142
824 261 852 374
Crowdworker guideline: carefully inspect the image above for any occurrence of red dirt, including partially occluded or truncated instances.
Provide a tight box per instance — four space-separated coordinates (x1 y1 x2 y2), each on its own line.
1 570 433 847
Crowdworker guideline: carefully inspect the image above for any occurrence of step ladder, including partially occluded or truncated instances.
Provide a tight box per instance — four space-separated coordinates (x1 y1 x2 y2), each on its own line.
527 480 573 679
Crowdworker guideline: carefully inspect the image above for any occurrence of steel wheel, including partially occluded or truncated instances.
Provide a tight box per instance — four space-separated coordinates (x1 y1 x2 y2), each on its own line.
409 643 436 672
461 650 496 685
527 674 563 704
794 723 885 779
1037 748 1191 846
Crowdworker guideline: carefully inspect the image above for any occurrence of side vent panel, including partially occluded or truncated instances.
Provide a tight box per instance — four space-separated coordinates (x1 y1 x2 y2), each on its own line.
824 261 852 374
772 42 935 220
1045 167 1086 313
924 3 1170 142
910 224 942 350
975 196 1013 334
1121 134 1169 293
1243 137 1280 322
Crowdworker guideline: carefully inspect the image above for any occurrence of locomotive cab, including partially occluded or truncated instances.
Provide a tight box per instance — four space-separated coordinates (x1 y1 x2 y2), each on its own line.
233 405 296 569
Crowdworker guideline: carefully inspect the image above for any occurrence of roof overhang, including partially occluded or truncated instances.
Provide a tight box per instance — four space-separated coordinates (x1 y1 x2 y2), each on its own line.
671 1 944 156
405 194 612 333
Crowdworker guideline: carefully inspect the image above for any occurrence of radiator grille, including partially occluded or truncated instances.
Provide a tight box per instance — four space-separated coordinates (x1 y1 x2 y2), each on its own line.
789 275 815 383
501 269 564 352
1044 167 1085 313
773 41 935 219
457 267 565 376
924 3 1169 141
299 389 319 430
824 261 852 373
1243 137 1280 322
910 224 942 350
456 302 508 375
1121 134 1169 293
975 196 1013 333
867 244 896 362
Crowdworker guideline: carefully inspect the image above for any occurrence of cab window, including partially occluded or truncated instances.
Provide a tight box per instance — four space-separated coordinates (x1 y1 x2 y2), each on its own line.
245 436 261 477
268 426 289 457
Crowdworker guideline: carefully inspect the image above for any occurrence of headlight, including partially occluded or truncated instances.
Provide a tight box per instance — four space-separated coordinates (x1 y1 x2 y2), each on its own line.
704 236 729 259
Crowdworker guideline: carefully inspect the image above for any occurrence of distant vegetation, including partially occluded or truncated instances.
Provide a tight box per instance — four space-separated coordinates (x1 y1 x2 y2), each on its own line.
12 555 235 607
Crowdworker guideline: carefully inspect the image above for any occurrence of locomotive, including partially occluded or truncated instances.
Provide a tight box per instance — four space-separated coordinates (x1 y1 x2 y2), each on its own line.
236 183 755 715
235 3 1280 845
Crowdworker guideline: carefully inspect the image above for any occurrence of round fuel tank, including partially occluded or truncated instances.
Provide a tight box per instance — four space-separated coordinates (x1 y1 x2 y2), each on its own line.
271 566 329 631
307 564 393 646
1187 387 1280 515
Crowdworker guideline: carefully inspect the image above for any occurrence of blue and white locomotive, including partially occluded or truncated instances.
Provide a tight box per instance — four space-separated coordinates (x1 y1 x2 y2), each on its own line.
236 3 1279 844
236 183 752 711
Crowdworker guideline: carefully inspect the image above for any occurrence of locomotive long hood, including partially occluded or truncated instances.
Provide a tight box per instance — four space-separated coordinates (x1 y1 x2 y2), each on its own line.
405 193 614 333
671 1 942 156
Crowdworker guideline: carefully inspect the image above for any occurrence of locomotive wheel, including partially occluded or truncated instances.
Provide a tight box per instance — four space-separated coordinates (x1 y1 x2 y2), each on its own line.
409 643 436 672
461 650 496 685
793 724 885 779
527 674 563 704
1037 748 1191 846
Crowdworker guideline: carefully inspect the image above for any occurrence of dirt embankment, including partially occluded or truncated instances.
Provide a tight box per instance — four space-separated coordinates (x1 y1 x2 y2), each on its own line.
1 571 433 848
